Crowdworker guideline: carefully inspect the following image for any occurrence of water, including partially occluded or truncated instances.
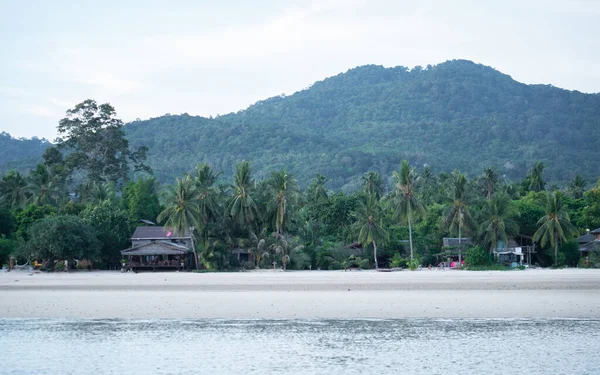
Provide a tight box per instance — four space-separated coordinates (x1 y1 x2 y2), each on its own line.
1 318 599 375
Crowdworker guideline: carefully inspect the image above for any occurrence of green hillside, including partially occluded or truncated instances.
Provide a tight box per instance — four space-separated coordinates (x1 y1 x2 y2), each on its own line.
0 132 50 176
124 60 600 190
2 60 600 190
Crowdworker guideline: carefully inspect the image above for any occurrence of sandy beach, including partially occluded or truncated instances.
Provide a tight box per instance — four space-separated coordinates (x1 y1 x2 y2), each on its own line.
2 269 600 319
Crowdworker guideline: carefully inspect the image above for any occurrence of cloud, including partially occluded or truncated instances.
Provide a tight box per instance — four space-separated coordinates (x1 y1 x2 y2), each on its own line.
27 105 62 119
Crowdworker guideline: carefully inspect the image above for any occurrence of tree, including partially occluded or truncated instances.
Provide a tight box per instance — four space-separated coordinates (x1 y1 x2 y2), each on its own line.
307 174 329 204
81 201 131 269
157 175 201 269
568 175 587 199
55 99 150 184
22 215 100 261
267 170 298 238
533 192 579 266
157 175 201 236
389 160 425 261
479 167 499 200
0 208 16 238
361 171 385 200
479 193 519 253
228 161 258 232
0 170 28 209
26 164 65 206
527 162 546 192
15 204 56 241
122 177 161 222
444 172 475 262
270 238 303 270
352 194 388 269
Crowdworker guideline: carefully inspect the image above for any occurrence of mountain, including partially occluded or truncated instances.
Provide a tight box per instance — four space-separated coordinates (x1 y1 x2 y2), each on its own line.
124 60 600 190
0 132 50 176
2 60 600 190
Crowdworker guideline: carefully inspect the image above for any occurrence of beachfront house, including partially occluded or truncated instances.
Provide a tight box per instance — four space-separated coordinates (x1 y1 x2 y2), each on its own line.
578 228 600 257
120 226 195 272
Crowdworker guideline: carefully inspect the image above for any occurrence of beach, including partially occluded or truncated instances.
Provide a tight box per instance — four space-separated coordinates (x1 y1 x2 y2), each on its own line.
1 269 600 319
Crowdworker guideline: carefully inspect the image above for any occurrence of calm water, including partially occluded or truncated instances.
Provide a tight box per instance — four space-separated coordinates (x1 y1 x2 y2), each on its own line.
1 318 599 375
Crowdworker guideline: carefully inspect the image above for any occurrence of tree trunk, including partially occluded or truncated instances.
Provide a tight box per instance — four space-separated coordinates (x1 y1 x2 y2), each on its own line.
458 223 462 267
373 241 378 269
554 236 558 267
408 216 414 261
190 232 199 270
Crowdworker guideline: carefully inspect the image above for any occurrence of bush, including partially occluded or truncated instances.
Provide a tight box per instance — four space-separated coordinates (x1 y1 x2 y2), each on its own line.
464 246 492 267
467 264 509 271
55 262 64 271
408 258 420 271
389 253 402 268
559 240 580 267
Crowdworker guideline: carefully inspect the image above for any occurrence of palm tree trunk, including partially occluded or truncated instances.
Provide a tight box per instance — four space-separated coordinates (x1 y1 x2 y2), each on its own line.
458 223 462 267
408 216 414 261
373 240 378 269
554 235 558 267
190 232 199 270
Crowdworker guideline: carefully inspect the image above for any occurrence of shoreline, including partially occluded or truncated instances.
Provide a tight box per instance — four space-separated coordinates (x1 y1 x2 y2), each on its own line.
2 269 600 319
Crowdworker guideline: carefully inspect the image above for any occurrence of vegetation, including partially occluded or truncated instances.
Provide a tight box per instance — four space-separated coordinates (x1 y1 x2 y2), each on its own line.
1 63 600 270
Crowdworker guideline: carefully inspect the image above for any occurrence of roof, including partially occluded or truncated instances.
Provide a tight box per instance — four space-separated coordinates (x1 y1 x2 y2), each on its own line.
442 238 473 247
577 233 596 244
121 241 191 256
590 228 600 234
579 240 600 253
131 226 191 240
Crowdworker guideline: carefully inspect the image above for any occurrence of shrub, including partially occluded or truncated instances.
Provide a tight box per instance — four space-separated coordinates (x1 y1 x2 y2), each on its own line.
55 262 64 271
408 258 420 271
389 253 402 268
464 246 492 267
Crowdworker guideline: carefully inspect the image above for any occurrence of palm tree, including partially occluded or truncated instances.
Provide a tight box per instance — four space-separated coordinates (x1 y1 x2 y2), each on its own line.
194 163 221 228
444 172 474 263
228 161 258 232
568 175 586 199
0 170 28 209
418 166 438 203
352 194 388 269
268 170 298 239
157 175 202 268
528 161 546 192
248 228 270 268
389 160 425 261
479 167 499 200
308 174 329 203
361 171 385 200
533 192 579 266
270 238 303 270
479 193 519 253
26 164 65 206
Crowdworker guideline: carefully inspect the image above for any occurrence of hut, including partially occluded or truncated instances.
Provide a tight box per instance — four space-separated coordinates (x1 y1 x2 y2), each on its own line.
120 226 195 271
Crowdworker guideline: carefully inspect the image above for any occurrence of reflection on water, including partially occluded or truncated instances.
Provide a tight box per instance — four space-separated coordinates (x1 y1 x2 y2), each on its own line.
1 318 599 375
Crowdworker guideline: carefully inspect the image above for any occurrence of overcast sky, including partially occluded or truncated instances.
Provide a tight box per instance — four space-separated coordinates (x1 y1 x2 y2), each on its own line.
1 0 599 140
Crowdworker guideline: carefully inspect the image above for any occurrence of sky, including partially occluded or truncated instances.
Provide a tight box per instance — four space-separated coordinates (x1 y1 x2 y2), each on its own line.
1 0 599 140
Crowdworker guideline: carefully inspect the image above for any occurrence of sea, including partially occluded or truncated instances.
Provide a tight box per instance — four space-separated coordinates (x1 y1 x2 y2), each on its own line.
1 318 599 375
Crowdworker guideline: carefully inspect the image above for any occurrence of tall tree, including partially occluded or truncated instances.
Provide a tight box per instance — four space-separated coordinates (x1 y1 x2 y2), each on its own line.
26 164 65 206
55 99 150 184
479 167 499 200
527 161 546 192
479 193 519 253
352 194 388 269
533 192 579 266
0 170 28 209
268 170 298 238
307 174 329 204
228 161 259 232
194 163 221 227
157 175 201 236
389 160 425 261
444 172 474 263
361 171 385 200
568 175 587 199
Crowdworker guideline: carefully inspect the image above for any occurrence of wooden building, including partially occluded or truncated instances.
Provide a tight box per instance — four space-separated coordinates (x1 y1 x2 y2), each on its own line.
120 226 195 272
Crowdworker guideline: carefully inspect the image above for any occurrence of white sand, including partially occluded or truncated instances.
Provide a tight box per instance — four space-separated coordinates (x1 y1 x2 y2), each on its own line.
1 269 600 319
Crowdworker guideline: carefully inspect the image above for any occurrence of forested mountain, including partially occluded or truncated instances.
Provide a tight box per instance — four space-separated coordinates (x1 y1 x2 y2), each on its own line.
3 60 600 190
124 60 600 190
0 132 50 176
